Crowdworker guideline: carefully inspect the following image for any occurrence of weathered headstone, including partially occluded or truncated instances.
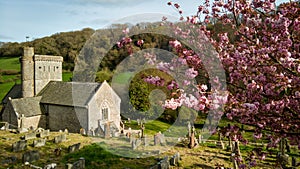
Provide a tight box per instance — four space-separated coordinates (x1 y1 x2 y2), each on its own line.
80 128 86 136
64 129 69 135
12 140 27 152
38 129 50 138
135 139 142 148
142 137 149 146
25 132 37 140
22 150 40 163
170 152 180 166
33 138 46 147
132 138 137 150
1 156 17 165
66 157 85 169
159 156 170 169
43 163 57 169
54 134 66 143
68 143 81 153
154 132 165 146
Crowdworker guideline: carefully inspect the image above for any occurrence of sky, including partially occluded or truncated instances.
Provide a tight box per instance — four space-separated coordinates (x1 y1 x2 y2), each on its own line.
0 0 290 43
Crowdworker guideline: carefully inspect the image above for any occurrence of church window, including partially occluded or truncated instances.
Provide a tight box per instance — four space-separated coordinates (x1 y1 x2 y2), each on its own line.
101 103 109 120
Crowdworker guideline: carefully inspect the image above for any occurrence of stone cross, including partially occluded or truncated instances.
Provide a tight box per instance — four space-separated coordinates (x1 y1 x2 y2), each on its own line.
187 122 191 137
141 124 145 138
188 126 195 148
104 122 111 139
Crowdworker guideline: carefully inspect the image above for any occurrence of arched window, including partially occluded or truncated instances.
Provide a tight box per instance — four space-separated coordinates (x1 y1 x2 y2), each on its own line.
101 102 109 120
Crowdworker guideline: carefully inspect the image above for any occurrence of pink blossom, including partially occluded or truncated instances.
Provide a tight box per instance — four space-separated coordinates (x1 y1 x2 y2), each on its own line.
137 39 144 46
185 68 198 79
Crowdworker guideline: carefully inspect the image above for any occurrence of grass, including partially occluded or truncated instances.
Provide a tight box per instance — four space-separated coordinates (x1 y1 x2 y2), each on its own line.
62 72 73 82
0 57 20 71
112 72 134 84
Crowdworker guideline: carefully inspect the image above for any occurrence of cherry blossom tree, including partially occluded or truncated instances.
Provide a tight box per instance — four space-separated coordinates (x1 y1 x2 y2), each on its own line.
117 0 299 159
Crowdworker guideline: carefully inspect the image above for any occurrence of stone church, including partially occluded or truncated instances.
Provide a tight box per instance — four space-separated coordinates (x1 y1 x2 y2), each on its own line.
1 47 121 134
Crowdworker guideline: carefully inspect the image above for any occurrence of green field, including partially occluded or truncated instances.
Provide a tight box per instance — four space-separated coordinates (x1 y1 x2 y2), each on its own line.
0 57 20 70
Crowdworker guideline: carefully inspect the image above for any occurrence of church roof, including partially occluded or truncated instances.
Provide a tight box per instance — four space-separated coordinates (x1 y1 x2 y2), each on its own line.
2 84 22 104
10 96 43 117
37 81 101 107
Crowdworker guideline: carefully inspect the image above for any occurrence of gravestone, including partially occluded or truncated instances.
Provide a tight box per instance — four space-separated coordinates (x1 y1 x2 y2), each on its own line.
142 137 149 146
170 152 180 166
64 129 69 135
33 139 46 147
1 156 17 165
25 132 37 140
38 129 50 138
131 138 137 150
80 128 86 136
66 157 85 169
22 150 40 163
188 126 195 149
12 140 27 152
154 132 165 146
44 163 57 169
135 139 142 148
68 143 81 153
54 134 66 143
159 156 170 169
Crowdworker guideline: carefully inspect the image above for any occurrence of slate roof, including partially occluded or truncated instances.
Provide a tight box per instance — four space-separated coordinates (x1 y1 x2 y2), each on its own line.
2 84 22 104
37 81 101 107
10 96 43 117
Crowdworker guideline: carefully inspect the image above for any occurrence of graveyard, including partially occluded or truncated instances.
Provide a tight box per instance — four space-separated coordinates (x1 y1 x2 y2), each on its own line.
0 116 299 169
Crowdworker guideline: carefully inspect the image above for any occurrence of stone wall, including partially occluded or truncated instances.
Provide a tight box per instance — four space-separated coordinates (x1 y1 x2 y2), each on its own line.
2 102 18 128
47 104 87 133
19 115 42 129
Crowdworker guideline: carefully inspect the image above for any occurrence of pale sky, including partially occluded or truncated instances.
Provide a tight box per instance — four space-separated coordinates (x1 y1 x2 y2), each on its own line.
0 0 289 42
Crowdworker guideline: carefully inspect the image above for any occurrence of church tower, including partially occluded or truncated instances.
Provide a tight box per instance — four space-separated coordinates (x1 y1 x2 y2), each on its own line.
21 47 35 98
21 47 63 97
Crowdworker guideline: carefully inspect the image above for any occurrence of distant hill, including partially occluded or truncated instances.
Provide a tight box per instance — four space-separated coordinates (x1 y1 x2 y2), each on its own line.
0 42 5 47
0 28 95 70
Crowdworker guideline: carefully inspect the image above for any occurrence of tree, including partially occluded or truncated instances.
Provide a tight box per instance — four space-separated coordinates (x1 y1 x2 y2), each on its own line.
113 0 299 167
164 0 300 167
